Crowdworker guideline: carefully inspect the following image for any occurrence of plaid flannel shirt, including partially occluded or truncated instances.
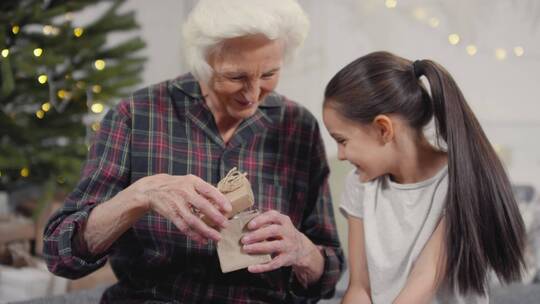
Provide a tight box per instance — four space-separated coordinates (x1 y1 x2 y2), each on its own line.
43 73 344 303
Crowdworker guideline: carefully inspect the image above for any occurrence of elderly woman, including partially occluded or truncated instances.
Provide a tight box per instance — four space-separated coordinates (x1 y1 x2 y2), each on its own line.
43 0 344 302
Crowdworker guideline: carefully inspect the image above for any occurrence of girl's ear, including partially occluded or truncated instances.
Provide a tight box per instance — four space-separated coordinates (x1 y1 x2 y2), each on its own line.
372 114 394 144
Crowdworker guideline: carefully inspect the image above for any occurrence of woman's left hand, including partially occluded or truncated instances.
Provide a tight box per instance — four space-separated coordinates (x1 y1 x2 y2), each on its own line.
241 210 312 273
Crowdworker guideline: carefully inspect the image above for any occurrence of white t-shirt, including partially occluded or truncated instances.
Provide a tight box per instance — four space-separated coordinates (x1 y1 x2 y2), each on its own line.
340 167 488 304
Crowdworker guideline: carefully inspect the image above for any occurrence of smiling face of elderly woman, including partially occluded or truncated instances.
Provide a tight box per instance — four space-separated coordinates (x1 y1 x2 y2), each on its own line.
200 34 283 131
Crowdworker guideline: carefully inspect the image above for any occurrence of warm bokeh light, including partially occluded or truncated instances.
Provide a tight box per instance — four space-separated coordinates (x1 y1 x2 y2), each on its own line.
466 45 477 56
428 17 440 28
38 74 48 84
33 48 43 57
91 102 104 113
94 59 106 70
41 102 51 112
36 110 45 119
74 27 84 37
448 34 460 45
495 48 507 60
20 167 30 177
385 0 397 9
513 46 524 57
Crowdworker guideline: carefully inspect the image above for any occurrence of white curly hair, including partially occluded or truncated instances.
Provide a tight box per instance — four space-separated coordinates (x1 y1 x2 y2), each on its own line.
182 0 310 83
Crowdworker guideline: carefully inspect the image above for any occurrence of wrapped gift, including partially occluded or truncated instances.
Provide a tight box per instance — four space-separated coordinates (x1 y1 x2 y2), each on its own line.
217 210 271 273
201 167 254 226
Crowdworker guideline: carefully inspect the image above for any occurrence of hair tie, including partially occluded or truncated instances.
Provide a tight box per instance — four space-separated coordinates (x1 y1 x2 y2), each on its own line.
412 60 422 78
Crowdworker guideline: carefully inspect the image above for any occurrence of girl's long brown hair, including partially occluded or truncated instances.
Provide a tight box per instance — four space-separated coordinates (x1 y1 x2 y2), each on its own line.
324 51 525 295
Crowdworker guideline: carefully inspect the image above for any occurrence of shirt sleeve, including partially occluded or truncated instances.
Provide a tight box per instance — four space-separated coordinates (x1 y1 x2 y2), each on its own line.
43 100 132 279
340 169 365 219
289 119 345 301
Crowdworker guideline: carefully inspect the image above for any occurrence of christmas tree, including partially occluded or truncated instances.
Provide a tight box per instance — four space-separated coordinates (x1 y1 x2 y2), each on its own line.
0 0 146 198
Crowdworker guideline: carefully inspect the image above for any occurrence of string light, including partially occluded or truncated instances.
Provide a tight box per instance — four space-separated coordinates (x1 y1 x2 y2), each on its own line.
43 25 53 35
33 48 43 57
91 102 104 113
92 85 102 93
43 25 60 36
20 167 30 177
385 0 397 9
94 59 106 70
36 110 45 119
73 27 84 37
408 6 529 61
1 49 9 58
466 45 477 56
57 89 72 100
513 46 524 57
12 25 20 34
41 102 51 112
91 122 101 131
428 17 440 28
495 48 507 60
57 89 66 98
38 74 48 84
448 34 460 45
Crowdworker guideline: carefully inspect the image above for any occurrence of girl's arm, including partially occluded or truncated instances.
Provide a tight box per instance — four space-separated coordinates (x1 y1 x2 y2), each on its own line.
342 216 372 304
393 217 447 304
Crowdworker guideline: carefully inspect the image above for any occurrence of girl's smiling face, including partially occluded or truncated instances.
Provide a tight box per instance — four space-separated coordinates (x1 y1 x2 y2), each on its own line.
323 105 391 182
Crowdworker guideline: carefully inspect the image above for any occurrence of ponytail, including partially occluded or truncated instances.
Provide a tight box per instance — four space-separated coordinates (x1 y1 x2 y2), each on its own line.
414 60 526 295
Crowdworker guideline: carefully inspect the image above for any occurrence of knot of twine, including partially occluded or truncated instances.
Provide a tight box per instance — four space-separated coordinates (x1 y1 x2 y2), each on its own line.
217 167 247 193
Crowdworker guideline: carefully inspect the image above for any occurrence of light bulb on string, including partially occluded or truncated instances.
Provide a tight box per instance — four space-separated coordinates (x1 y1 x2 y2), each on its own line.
385 0 397 9
428 17 439 28
38 74 48 84
43 25 53 35
91 122 101 131
91 102 104 113
33 48 43 57
36 110 45 119
12 25 20 34
495 48 507 60
73 27 84 37
92 85 102 93
94 59 106 70
1 49 9 58
466 45 477 56
514 46 524 57
20 167 30 177
41 102 51 112
448 34 460 45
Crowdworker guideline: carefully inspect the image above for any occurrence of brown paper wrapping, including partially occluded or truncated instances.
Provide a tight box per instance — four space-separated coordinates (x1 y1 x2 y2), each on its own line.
201 167 255 226
217 210 271 273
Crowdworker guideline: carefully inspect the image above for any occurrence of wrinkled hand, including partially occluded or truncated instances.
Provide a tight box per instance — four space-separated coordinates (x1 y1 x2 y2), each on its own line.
241 210 310 273
133 174 231 243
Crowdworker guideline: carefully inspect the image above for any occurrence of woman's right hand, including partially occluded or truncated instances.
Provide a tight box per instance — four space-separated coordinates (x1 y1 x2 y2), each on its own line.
132 173 232 243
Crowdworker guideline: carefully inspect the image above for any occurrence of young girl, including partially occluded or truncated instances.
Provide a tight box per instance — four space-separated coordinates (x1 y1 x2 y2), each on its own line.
322 51 526 303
